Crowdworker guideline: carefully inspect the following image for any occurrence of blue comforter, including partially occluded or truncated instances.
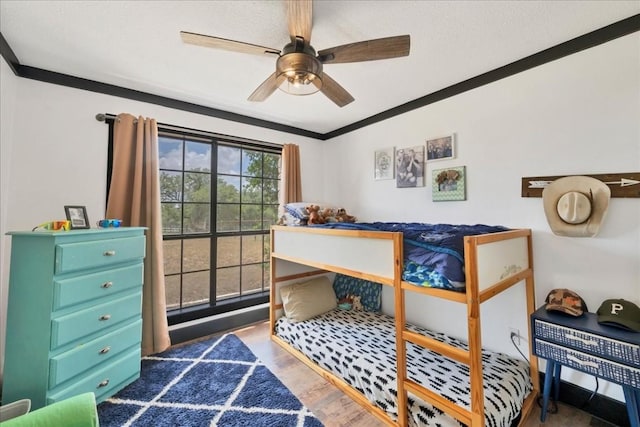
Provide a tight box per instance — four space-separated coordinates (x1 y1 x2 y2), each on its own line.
312 222 509 291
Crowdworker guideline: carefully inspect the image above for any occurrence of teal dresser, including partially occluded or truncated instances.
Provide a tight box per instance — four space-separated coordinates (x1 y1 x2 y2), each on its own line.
2 227 146 410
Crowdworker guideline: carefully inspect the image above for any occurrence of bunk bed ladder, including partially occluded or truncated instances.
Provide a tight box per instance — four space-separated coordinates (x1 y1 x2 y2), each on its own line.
393 236 486 427
394 308 482 425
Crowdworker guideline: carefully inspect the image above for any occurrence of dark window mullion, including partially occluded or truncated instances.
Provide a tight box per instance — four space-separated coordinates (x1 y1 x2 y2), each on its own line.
260 154 265 233
210 139 218 306
179 240 185 309
238 240 243 296
180 136 187 236
238 148 244 295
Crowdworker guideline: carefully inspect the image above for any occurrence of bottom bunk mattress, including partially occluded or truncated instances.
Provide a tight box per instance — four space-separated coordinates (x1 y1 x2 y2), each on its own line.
275 309 532 427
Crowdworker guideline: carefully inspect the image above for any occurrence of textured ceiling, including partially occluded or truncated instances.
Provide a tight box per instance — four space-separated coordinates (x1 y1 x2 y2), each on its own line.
1 1 638 134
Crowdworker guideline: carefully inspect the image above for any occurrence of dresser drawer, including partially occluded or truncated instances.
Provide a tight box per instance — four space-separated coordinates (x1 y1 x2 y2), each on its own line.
55 236 145 274
535 339 640 388
47 347 141 405
51 292 142 349
49 319 142 388
534 319 640 368
53 264 143 311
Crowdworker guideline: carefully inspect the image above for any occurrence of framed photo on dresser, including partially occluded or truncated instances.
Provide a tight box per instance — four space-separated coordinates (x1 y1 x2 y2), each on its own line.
64 205 90 229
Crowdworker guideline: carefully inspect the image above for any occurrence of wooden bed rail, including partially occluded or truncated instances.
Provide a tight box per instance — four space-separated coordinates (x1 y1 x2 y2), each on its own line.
270 225 400 286
402 330 471 365
405 379 474 425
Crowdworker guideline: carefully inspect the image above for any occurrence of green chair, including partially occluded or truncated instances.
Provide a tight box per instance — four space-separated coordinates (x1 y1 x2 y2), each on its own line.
0 393 99 426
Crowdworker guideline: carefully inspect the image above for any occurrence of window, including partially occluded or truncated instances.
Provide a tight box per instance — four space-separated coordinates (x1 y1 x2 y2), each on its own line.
158 130 281 325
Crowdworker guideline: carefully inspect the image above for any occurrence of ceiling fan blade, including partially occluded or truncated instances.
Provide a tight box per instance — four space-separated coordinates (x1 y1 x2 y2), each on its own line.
180 31 280 56
287 0 312 44
248 72 287 102
314 73 354 107
317 35 410 64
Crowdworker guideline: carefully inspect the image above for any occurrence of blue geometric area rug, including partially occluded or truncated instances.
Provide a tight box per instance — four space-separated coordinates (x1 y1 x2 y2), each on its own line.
98 334 323 427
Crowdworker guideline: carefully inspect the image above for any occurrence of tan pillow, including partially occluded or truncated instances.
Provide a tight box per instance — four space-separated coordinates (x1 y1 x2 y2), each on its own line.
280 276 337 322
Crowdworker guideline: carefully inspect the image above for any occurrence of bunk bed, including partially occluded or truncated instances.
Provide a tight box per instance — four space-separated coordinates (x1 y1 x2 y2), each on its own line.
269 223 539 427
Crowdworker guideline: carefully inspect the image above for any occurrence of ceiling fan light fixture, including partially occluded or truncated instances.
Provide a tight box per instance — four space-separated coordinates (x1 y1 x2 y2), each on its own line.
280 72 322 95
276 52 323 96
182 1 410 106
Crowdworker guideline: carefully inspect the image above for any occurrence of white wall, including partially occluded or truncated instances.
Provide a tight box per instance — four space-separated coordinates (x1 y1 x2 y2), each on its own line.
0 60 18 395
0 61 324 382
321 33 640 402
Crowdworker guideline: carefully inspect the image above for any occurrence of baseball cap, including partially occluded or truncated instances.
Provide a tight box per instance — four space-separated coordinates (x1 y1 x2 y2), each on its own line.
596 299 640 332
545 288 588 316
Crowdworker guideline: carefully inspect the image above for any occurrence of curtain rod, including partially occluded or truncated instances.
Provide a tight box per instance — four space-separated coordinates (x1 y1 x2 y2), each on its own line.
95 113 283 150
95 113 119 122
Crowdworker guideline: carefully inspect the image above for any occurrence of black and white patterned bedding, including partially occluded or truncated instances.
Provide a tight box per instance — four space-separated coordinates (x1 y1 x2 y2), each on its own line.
275 309 532 427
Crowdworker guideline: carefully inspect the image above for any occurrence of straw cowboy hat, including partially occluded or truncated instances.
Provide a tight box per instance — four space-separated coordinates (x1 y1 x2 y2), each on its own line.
542 176 610 237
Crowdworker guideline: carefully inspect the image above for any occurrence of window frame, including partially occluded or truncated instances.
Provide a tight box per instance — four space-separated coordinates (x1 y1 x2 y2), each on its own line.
107 119 281 327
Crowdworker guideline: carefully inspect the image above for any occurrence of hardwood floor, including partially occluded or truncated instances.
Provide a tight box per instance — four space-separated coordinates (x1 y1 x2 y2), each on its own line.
233 320 618 427
234 321 383 427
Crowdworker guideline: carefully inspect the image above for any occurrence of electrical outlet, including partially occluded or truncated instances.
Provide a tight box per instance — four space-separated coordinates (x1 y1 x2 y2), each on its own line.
509 328 521 345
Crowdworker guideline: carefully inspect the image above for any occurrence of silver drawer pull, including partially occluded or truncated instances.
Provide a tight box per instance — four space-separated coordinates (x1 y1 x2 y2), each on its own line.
99 314 111 321
565 334 597 346
101 281 113 289
103 250 116 256
567 354 599 369
99 346 111 355
97 379 110 388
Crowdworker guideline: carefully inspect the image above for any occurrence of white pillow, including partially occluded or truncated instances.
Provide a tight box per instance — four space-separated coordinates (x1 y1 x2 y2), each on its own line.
283 203 312 220
280 276 337 322
280 212 306 226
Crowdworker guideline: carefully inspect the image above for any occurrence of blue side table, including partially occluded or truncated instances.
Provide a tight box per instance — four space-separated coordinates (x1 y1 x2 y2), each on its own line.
531 306 640 426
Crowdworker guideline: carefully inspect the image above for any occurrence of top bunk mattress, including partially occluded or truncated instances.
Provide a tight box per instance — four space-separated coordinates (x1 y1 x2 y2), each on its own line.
275 308 531 427
313 222 509 291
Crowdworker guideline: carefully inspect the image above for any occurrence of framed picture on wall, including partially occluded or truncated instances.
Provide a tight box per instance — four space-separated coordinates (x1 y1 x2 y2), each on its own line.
432 166 466 201
426 134 455 161
374 147 395 180
64 205 90 229
396 145 425 188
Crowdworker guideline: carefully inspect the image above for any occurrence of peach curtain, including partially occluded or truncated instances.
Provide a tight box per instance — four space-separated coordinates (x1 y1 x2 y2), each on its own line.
106 113 170 355
280 144 302 209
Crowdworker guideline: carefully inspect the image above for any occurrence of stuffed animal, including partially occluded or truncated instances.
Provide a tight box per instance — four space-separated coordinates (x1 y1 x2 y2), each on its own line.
351 295 363 311
337 295 353 310
338 296 353 305
335 208 357 223
321 207 336 223
306 204 325 225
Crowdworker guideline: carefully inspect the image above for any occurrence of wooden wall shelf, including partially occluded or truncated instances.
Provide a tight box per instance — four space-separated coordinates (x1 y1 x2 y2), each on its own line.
521 172 640 198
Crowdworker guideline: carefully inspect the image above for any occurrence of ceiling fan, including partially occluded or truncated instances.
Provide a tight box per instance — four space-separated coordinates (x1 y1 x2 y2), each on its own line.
180 0 410 107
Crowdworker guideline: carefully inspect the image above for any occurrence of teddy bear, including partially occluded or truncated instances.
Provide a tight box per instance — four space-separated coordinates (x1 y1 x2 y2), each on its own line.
306 204 325 225
321 207 336 222
351 295 363 311
335 208 356 223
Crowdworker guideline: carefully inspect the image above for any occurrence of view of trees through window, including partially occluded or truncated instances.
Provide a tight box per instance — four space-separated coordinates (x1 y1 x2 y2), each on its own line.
158 132 280 321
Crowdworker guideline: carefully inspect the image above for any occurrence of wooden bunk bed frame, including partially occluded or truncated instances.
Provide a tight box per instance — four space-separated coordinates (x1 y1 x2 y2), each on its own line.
269 225 540 427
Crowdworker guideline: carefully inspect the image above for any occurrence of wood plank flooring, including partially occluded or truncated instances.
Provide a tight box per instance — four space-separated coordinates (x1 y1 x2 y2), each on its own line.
233 321 617 427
